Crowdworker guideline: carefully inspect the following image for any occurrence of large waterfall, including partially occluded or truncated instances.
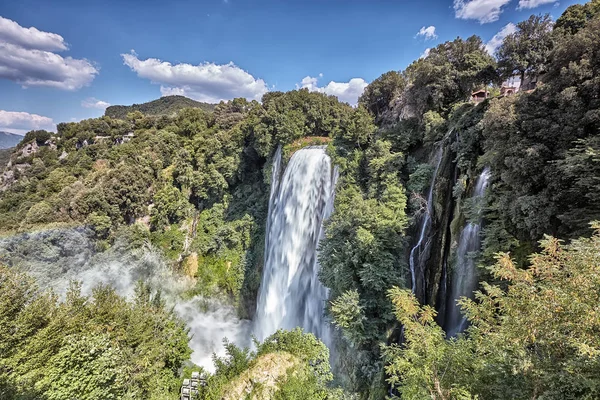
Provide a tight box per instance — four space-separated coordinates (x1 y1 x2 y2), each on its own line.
445 167 491 336
254 146 336 346
409 147 443 300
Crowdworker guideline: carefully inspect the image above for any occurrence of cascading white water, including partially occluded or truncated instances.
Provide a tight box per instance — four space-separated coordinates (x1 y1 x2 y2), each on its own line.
409 147 443 298
446 167 491 336
254 146 336 346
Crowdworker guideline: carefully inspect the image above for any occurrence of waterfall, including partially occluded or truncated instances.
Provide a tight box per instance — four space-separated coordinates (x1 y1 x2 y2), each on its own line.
409 147 443 299
446 167 491 336
254 146 336 346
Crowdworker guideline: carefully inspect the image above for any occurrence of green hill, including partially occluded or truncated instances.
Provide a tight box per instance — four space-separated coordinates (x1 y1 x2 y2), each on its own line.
104 95 216 119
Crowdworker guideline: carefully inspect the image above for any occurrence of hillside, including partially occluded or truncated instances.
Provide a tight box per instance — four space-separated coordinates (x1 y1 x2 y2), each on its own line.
0 131 23 149
104 95 216 119
0 149 11 169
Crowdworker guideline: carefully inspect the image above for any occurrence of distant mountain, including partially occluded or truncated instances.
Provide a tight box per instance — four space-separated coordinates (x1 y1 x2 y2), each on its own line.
0 131 23 149
104 95 216 119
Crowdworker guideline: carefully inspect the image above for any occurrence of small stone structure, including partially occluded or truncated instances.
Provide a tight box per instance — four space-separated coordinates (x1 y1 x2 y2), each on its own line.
501 85 518 96
180 371 206 400
470 89 488 103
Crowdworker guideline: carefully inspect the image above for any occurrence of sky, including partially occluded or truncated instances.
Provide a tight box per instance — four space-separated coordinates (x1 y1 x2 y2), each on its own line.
0 0 586 134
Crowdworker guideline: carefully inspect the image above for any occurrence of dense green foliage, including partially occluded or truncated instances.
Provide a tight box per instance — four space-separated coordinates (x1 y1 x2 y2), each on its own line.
0 90 372 317
384 225 600 400
496 14 553 82
0 266 190 400
1 2 600 399
203 328 337 399
320 136 408 394
482 5 600 262
104 95 216 119
324 2 600 397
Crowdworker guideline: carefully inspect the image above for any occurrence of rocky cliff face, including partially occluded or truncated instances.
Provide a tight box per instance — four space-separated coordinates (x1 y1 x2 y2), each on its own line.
427 145 458 320
406 123 487 328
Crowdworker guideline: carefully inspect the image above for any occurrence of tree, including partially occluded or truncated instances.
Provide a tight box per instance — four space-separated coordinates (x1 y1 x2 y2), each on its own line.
151 185 191 228
554 0 600 35
405 35 496 115
204 329 335 400
384 289 475 400
0 267 191 399
20 130 53 147
496 14 553 83
359 71 406 118
483 10 600 256
385 225 600 400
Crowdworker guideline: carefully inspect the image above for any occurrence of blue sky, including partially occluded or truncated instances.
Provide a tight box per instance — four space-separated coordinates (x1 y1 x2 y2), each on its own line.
0 0 585 134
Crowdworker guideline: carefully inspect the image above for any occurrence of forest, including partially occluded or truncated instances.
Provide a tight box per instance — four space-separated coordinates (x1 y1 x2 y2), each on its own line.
0 1 599 399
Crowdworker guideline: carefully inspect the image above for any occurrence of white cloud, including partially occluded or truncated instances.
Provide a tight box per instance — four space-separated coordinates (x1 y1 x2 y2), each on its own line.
485 23 517 55
297 75 368 106
81 97 111 109
517 0 557 9
121 51 268 103
0 17 98 90
0 16 67 51
420 48 431 59
0 110 55 134
416 26 437 40
0 43 98 90
454 0 512 23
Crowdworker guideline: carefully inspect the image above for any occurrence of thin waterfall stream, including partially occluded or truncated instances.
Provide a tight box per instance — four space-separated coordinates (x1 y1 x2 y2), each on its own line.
445 167 491 336
409 147 443 299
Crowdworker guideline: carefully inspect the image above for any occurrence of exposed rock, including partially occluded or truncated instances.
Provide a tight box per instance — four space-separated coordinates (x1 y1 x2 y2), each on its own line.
182 252 198 278
59 151 68 160
136 214 151 230
44 139 57 150
15 163 30 173
220 352 299 400
20 141 38 157
0 169 14 191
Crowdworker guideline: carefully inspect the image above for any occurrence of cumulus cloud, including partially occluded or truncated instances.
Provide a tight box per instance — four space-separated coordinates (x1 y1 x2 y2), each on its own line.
0 110 55 134
454 0 512 23
297 75 368 105
420 48 431 59
416 26 437 40
0 16 98 90
485 23 517 55
517 0 557 9
121 51 268 103
81 97 111 109
0 16 67 51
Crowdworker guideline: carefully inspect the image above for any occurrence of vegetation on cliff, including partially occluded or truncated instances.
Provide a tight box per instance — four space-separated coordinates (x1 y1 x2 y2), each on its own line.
385 225 600 400
321 0 600 396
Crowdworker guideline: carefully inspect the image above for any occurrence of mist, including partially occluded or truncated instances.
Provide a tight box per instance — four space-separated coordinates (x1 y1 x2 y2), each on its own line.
0 227 250 372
